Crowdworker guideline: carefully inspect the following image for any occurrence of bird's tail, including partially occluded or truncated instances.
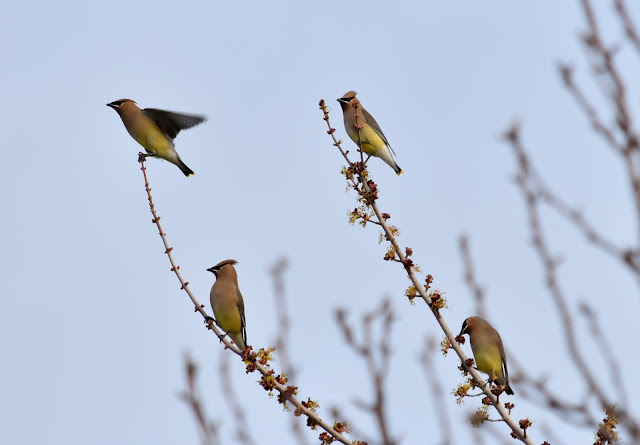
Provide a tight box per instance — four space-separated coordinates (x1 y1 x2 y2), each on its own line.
176 157 195 177
380 150 403 175
504 385 514 396
390 158 403 175
229 332 246 351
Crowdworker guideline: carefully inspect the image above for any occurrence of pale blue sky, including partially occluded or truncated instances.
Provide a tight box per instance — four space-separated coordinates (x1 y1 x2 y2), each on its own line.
2 1 639 444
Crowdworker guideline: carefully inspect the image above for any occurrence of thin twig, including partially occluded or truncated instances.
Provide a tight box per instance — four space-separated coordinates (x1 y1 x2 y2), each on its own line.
420 337 454 445
507 357 597 429
505 124 640 439
319 102 534 444
578 302 627 408
459 236 488 320
558 64 623 153
138 155 356 445
615 0 640 55
579 0 640 242
178 353 220 445
269 258 309 445
219 352 257 445
335 300 397 445
536 176 638 273
499 121 640 277
138 154 214 327
508 121 597 398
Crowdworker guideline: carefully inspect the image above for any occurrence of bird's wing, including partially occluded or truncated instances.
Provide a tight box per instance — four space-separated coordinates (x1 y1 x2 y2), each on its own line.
498 339 509 382
142 108 206 141
237 288 247 346
361 107 397 156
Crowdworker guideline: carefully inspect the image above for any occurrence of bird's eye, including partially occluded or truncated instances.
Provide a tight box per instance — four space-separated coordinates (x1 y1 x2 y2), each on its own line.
114 101 124 106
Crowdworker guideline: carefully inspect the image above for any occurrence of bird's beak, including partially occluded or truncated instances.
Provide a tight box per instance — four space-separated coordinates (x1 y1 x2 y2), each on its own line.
206 267 216 274
106 102 116 109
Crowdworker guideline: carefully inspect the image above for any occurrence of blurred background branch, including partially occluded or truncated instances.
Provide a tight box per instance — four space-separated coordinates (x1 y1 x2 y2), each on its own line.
269 258 309 445
335 299 397 445
495 1 640 440
420 337 453 445
178 354 220 445
219 352 257 445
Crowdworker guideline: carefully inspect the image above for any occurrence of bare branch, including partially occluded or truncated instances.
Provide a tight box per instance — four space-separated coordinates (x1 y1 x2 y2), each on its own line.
536 176 637 272
508 357 597 429
459 236 488 319
269 258 309 445
498 126 640 277
504 123 640 439
420 337 454 445
558 63 623 153
178 353 220 445
138 156 359 445
219 352 257 445
137 153 215 329
577 0 640 242
319 101 534 444
615 0 640 55
335 299 397 445
578 302 627 408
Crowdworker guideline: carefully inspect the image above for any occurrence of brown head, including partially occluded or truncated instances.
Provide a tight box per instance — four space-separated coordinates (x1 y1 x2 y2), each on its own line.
337 91 359 110
106 98 139 116
459 316 496 337
207 259 238 280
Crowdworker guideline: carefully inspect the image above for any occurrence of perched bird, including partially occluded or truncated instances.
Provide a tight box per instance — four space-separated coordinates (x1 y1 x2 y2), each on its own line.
459 316 514 395
107 99 206 176
207 259 247 350
337 91 403 175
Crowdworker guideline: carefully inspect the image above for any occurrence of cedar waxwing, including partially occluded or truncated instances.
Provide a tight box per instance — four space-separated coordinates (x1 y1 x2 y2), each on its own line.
107 99 206 176
459 316 514 395
207 260 247 350
337 91 403 175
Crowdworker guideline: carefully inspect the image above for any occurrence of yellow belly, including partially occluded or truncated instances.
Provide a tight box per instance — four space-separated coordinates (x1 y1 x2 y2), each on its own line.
349 125 386 157
213 305 242 335
473 347 503 381
131 125 172 157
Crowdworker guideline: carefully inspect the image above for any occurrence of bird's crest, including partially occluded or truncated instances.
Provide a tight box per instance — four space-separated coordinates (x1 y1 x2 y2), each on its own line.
207 259 238 273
